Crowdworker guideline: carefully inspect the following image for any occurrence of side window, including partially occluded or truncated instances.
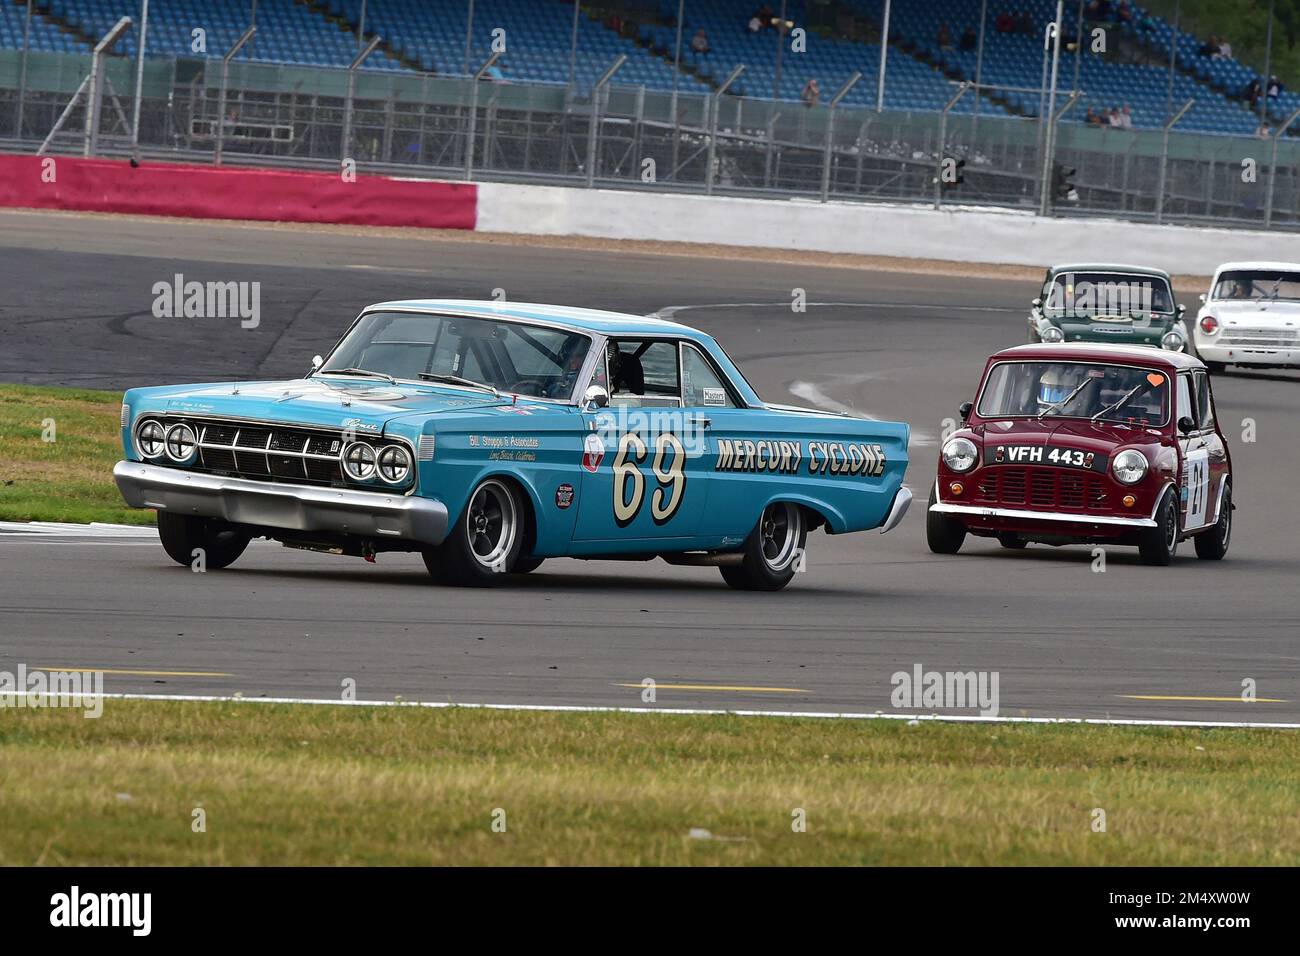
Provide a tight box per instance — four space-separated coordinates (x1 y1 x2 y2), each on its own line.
1193 371 1215 431
681 344 738 408
609 340 681 407
1176 374 1194 426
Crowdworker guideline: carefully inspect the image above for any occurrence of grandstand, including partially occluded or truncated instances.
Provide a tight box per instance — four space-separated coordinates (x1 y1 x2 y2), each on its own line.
0 0 1292 134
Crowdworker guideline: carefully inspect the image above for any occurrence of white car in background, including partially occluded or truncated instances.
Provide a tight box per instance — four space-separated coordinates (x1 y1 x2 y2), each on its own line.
1194 261 1300 373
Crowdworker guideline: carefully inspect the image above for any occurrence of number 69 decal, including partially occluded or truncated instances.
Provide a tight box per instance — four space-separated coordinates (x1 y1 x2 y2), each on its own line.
613 432 687 526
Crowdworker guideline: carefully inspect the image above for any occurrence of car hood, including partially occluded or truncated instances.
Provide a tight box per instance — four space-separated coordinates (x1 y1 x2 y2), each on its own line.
1200 300 1300 325
133 378 511 432
974 417 1164 453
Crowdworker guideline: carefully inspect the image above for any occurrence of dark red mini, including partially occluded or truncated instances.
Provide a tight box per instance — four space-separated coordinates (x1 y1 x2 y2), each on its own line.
927 343 1232 565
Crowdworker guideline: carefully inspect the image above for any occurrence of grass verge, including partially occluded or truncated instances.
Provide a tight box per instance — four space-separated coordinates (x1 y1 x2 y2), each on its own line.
0 383 150 525
0 700 1295 865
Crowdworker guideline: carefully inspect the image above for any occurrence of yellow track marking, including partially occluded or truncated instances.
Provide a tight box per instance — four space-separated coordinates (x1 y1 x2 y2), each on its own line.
36 667 234 678
615 682 809 694
1120 695 1287 703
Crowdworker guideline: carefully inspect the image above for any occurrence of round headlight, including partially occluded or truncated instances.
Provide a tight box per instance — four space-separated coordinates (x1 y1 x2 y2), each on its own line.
377 445 412 485
1111 449 1149 485
164 423 198 462
1199 315 1219 335
136 419 166 458
342 441 377 481
1041 326 1065 343
1161 330 1185 351
942 436 978 473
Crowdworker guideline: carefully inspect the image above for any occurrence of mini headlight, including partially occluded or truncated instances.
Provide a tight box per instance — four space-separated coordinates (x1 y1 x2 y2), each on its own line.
342 441 377 481
1111 449 1149 485
164 423 198 462
377 445 412 485
1041 326 1065 343
1161 330 1185 351
942 436 978 473
136 419 166 458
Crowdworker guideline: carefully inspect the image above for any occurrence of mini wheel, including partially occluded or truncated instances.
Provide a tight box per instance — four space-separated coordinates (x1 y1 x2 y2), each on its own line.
926 483 967 554
1194 482 1231 561
1138 486 1179 566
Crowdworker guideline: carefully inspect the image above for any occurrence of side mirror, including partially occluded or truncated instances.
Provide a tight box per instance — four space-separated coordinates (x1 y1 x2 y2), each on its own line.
1177 304 1185 316
1031 298 1042 309
309 354 324 375
958 401 973 422
1177 415 1196 435
582 384 610 411
1198 293 1207 304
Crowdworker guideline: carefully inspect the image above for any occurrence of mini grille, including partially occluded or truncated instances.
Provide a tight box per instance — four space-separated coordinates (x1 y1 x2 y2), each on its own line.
973 467 1111 513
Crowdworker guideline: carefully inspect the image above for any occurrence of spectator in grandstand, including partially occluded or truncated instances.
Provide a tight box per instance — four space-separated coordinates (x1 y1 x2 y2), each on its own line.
801 78 821 108
747 13 763 33
1085 107 1101 125
1119 104 1133 129
996 11 1015 33
757 4 775 30
1257 122 1272 139
938 22 953 49
960 26 978 52
1198 35 1219 57
1085 0 1111 20
691 28 710 55
1116 1 1134 24
1246 77 1262 109
1267 75 1283 100
1215 37 1232 59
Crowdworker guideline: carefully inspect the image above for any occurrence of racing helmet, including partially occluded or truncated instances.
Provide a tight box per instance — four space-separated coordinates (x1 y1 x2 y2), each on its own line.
1036 365 1084 411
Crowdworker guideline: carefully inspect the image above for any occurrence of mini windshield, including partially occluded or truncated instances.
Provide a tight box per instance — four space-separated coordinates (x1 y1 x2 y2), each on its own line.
1211 270 1300 302
1044 272 1174 316
320 311 592 400
977 361 1170 426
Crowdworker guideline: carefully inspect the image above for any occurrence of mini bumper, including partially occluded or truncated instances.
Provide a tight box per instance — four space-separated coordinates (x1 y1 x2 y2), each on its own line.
114 461 450 546
879 485 913 534
928 501 1156 529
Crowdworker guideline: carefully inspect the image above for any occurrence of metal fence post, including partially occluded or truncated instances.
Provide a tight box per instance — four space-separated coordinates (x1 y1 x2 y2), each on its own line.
85 16 133 157
130 0 149 153
465 51 501 180
586 55 626 188
1036 0 1064 216
934 82 969 210
216 26 256 165
706 65 745 195
1264 105 1300 227
821 71 862 201
16 0 32 139
1154 98 1193 223
342 35 381 163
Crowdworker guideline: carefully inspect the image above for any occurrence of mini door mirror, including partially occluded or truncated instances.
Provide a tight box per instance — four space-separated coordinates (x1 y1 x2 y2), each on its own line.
1031 298 1042 309
1177 304 1185 316
959 401 973 422
1177 415 1196 435
582 384 610 410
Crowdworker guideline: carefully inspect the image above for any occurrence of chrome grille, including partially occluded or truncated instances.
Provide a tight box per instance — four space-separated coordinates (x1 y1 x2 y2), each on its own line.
1221 327 1299 348
193 420 344 486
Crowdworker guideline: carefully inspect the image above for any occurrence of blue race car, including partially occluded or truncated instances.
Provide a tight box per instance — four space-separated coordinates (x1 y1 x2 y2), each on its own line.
114 300 912 590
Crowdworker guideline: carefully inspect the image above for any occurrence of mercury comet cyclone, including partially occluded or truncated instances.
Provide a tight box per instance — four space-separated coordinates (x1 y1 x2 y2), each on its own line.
115 300 912 590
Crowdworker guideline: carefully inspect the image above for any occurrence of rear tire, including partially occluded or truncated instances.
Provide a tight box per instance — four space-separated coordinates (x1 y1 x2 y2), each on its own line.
998 533 1028 550
157 512 250 570
1194 483 1231 560
926 484 967 554
719 501 807 592
512 556 545 574
1138 487 1179 566
427 478 524 586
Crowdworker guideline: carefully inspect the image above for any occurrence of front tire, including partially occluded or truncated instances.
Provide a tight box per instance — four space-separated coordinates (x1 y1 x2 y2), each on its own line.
719 501 807 592
998 532 1027 549
1194 483 1231 560
926 484 967 554
157 512 250 569
426 478 524 586
1138 487 1179 566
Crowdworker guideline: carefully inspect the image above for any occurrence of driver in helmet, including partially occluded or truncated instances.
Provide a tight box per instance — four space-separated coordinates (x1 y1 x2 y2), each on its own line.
1036 364 1091 414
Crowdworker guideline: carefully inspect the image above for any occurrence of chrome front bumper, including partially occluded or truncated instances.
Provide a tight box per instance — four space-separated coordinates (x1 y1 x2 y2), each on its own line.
114 461 450 546
928 502 1156 529
879 485 913 534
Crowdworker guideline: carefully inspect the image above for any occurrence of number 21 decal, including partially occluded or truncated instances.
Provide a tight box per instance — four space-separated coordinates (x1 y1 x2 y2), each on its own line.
613 432 686 526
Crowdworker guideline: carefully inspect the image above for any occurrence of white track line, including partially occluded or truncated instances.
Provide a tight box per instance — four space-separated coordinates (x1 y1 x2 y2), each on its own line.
8 691 1298 730
0 521 155 537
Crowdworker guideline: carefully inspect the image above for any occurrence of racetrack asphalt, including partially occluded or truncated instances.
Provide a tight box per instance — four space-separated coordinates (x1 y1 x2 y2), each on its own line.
1 210 1297 724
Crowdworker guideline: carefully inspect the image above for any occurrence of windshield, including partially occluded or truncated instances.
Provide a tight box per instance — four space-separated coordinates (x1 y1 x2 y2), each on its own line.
1211 270 1300 302
320 311 592 400
1044 271 1174 317
977 361 1170 426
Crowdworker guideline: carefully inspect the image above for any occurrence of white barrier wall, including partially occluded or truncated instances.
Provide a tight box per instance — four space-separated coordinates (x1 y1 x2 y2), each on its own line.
476 181 1282 274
